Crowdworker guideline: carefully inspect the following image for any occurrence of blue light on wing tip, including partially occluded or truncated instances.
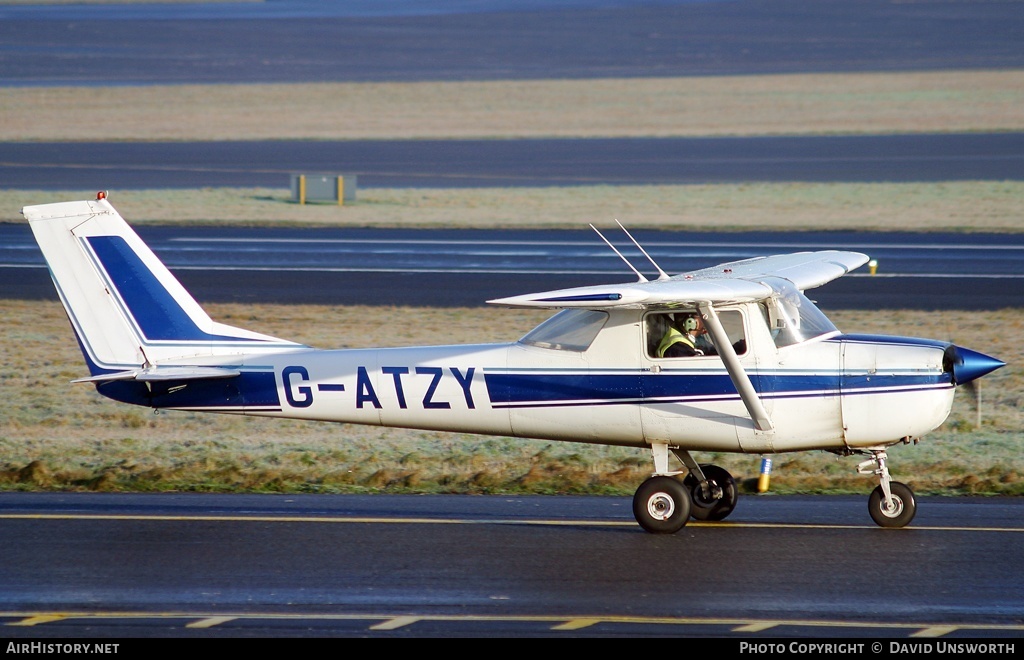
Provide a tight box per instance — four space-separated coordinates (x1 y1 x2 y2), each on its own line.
537 293 623 302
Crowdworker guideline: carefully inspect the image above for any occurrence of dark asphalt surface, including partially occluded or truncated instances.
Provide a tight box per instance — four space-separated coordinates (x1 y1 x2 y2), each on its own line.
2 0 1022 85
4 223 1023 308
4 133 1023 190
0 493 1021 637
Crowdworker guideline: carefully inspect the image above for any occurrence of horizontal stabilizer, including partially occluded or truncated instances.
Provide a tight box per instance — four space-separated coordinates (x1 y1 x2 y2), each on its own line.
72 366 242 383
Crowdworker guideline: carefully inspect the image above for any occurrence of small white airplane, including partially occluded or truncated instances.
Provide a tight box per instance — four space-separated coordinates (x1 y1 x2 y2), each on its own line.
24 194 1005 534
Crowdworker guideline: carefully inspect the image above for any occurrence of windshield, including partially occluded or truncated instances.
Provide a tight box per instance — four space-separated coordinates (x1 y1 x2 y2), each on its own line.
761 277 839 348
519 309 608 351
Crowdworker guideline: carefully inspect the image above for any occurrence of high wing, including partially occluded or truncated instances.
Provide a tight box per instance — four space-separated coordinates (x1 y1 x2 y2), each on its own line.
487 251 869 309
488 249 869 435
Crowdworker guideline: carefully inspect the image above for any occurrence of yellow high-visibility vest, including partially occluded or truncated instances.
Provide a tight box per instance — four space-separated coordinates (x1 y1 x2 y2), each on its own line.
657 327 695 357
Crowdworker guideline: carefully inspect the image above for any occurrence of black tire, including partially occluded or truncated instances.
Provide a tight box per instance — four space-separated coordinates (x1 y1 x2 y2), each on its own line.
633 476 692 534
868 482 917 528
683 464 738 521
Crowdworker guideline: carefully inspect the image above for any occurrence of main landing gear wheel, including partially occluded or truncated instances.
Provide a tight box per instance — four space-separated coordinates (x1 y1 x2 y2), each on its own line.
683 464 738 521
633 476 692 534
868 481 917 528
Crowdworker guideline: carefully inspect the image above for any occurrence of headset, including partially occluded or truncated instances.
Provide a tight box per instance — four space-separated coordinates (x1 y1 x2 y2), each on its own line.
682 315 699 332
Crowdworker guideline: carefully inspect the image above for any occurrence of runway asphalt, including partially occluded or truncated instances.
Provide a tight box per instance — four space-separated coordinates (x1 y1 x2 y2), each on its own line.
3 223 1023 308
2 0 1022 85
3 133 1022 190
1 492 1021 637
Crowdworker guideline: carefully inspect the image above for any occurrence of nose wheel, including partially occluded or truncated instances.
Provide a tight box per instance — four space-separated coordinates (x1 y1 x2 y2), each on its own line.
859 449 917 528
868 481 917 528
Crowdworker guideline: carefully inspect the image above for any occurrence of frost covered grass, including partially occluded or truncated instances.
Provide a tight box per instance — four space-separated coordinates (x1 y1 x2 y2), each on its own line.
6 180 1024 232
4 70 1022 141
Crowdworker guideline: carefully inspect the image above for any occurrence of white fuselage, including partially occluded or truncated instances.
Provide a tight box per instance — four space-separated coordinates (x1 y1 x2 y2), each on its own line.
144 304 955 455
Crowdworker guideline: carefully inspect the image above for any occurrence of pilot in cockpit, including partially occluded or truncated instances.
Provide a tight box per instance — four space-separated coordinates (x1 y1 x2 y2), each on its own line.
657 313 717 358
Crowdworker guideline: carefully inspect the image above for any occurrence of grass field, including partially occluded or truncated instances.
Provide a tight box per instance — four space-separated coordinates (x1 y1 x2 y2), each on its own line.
7 180 1024 232
4 70 1022 141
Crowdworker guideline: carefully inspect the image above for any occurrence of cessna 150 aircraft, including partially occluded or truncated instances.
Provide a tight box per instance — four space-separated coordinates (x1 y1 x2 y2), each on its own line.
24 195 1005 534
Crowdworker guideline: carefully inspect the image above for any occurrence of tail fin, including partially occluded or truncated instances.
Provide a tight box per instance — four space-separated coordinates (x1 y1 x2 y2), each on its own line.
24 196 300 379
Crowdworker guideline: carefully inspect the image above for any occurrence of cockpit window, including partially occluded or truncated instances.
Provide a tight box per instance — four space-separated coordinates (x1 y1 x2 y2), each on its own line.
646 309 747 359
761 277 839 348
519 309 608 352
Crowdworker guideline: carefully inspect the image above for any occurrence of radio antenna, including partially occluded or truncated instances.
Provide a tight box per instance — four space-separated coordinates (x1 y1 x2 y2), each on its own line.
616 219 669 280
590 224 647 282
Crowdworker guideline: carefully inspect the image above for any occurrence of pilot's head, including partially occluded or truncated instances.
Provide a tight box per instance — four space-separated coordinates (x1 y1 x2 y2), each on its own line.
679 314 703 334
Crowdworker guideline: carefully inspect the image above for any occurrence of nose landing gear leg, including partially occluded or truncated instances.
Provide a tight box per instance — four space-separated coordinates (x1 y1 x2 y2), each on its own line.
858 449 917 528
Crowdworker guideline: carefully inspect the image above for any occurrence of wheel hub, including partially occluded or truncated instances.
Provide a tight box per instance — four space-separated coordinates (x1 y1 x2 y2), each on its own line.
647 493 675 521
693 480 723 506
881 495 904 518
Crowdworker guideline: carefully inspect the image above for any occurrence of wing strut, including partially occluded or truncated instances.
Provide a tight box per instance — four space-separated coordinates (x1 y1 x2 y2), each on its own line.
697 302 774 432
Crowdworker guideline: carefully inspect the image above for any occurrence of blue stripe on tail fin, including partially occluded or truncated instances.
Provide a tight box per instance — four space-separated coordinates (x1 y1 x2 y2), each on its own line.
87 235 263 343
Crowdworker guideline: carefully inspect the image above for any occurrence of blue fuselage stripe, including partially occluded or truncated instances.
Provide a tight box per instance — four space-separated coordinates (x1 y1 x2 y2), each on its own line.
98 371 280 409
484 372 949 407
